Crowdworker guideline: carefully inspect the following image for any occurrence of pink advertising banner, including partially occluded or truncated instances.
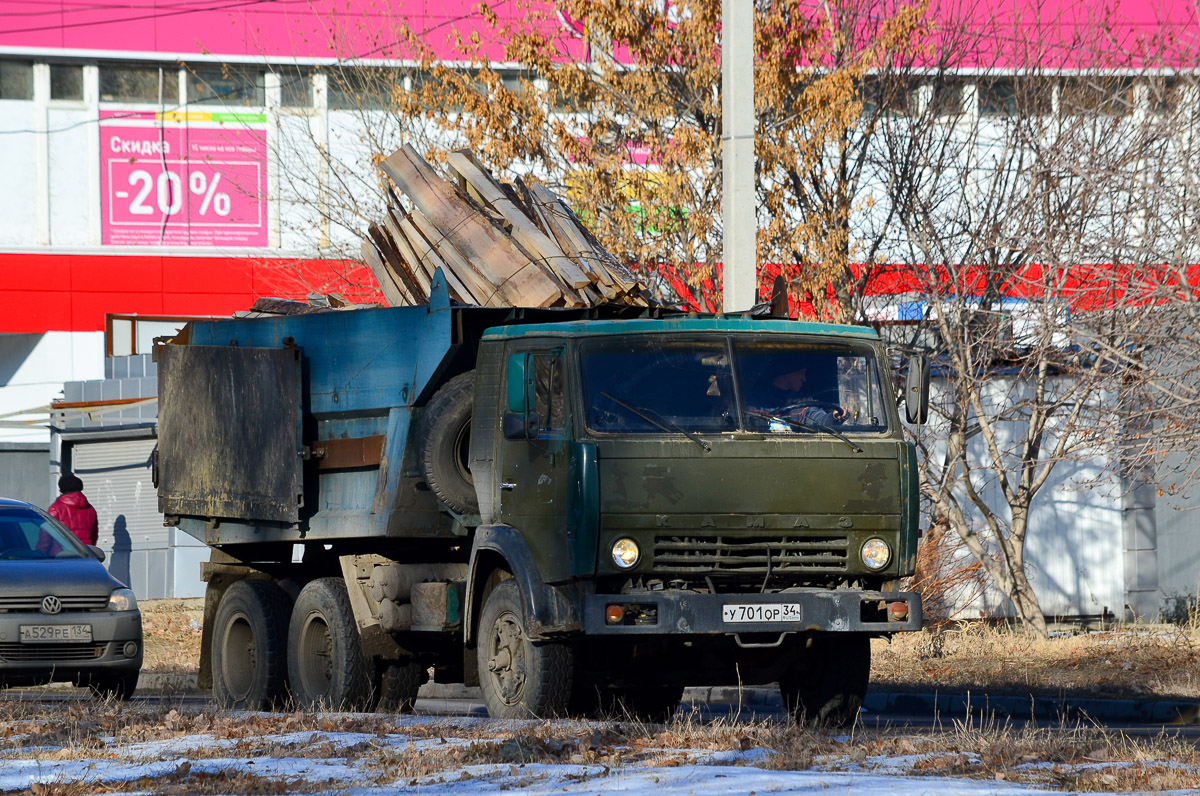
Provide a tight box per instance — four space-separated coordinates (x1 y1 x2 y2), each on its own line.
0 1 1197 69
99 112 268 247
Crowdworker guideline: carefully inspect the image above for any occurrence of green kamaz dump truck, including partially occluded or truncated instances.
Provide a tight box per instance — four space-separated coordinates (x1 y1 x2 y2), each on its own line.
155 274 927 725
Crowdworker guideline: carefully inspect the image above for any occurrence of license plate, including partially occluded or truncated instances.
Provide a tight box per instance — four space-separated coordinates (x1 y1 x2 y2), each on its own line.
722 604 801 623
19 624 92 643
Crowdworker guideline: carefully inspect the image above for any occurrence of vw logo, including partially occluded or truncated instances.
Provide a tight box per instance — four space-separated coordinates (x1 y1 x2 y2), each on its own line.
40 595 62 615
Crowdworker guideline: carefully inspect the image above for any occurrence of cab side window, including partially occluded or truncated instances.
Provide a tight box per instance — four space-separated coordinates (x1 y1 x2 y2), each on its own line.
532 350 565 435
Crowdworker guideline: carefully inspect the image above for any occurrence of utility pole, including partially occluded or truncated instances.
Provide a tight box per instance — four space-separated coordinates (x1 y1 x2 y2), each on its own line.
721 0 756 312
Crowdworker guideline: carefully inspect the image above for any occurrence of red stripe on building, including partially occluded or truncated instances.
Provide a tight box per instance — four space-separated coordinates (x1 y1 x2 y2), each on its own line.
0 253 385 333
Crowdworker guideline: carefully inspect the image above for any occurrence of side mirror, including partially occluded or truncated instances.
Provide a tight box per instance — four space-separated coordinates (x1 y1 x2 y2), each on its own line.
88 544 106 562
904 354 930 425
502 411 541 440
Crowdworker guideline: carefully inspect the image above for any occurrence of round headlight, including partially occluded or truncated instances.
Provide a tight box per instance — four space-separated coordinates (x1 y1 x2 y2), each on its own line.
611 538 640 569
860 538 892 571
107 587 138 612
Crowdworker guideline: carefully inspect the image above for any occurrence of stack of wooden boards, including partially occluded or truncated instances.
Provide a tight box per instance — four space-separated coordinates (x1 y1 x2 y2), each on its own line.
361 145 652 308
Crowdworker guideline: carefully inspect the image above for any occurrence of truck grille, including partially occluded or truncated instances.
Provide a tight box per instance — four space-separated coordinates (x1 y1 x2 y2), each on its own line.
0 596 110 612
653 533 848 574
0 643 105 662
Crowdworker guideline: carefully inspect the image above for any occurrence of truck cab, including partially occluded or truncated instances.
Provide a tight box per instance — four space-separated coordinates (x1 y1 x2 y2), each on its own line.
463 318 921 722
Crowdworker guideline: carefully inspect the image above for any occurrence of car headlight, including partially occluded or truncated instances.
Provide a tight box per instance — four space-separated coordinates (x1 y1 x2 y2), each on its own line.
860 538 892 571
107 588 138 612
611 538 640 569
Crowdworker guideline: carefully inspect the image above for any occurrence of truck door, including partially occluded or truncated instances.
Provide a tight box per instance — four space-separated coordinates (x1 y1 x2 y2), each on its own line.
497 345 576 581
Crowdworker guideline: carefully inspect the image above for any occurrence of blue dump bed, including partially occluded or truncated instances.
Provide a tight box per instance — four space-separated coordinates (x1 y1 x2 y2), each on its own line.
157 282 461 544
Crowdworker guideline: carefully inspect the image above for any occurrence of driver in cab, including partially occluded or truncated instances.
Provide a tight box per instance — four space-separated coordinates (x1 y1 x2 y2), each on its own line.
761 367 846 429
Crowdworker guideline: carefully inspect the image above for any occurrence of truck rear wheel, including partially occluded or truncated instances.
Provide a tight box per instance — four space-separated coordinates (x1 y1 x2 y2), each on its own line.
374 660 427 713
416 370 478 515
287 578 374 711
211 579 291 710
477 580 571 719
780 634 870 728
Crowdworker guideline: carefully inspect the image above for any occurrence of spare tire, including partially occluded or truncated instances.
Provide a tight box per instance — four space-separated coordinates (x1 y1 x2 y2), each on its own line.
417 370 478 514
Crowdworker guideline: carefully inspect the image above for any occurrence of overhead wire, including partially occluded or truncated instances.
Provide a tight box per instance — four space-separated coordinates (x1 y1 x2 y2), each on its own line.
0 0 314 35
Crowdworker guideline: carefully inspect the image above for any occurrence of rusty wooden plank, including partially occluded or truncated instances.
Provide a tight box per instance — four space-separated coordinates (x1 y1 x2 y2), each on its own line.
315 435 386 470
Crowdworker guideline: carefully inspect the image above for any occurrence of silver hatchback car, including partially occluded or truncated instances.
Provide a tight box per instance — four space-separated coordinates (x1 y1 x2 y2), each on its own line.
0 497 142 699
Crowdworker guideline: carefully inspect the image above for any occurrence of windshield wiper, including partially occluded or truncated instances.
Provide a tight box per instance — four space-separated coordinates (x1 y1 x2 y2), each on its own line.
600 392 711 451
745 410 863 454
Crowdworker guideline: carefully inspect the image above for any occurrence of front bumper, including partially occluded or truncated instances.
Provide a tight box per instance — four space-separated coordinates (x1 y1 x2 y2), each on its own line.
581 589 921 635
0 610 143 682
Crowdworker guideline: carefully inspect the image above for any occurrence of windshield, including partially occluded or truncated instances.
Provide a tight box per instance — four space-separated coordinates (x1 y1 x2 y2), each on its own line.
0 507 90 560
579 336 889 436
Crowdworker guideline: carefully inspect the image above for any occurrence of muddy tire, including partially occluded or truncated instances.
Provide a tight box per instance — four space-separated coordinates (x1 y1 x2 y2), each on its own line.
211 579 291 710
780 634 870 728
375 660 428 713
477 580 571 719
416 371 477 515
287 578 374 711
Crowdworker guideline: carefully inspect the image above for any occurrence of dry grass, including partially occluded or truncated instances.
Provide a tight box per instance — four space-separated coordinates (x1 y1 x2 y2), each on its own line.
872 621 1200 700
140 598 204 675
0 700 1197 793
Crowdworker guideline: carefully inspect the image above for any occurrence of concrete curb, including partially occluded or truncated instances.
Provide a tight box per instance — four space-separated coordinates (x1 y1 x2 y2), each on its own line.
696 685 1199 724
861 691 1200 724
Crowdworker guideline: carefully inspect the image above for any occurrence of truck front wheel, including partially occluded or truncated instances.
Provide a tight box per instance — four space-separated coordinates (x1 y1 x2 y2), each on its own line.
477 580 572 719
287 578 374 711
211 579 291 710
779 634 870 728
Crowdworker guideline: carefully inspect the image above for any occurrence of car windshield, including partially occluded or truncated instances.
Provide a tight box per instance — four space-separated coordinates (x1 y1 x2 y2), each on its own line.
0 507 89 560
579 336 889 435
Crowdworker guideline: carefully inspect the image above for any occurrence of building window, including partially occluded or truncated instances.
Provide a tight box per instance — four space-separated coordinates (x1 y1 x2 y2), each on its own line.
979 77 1053 117
1147 77 1183 114
279 69 312 107
0 60 33 100
1060 77 1134 116
928 80 965 117
328 66 395 111
979 79 1017 117
100 65 179 104
50 64 83 101
861 76 916 117
188 67 265 106
107 315 200 357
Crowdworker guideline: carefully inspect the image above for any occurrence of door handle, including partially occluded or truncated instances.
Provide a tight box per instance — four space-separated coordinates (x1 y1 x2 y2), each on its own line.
500 482 516 491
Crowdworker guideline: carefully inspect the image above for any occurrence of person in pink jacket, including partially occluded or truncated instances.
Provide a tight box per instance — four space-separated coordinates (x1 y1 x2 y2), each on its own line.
48 473 99 546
